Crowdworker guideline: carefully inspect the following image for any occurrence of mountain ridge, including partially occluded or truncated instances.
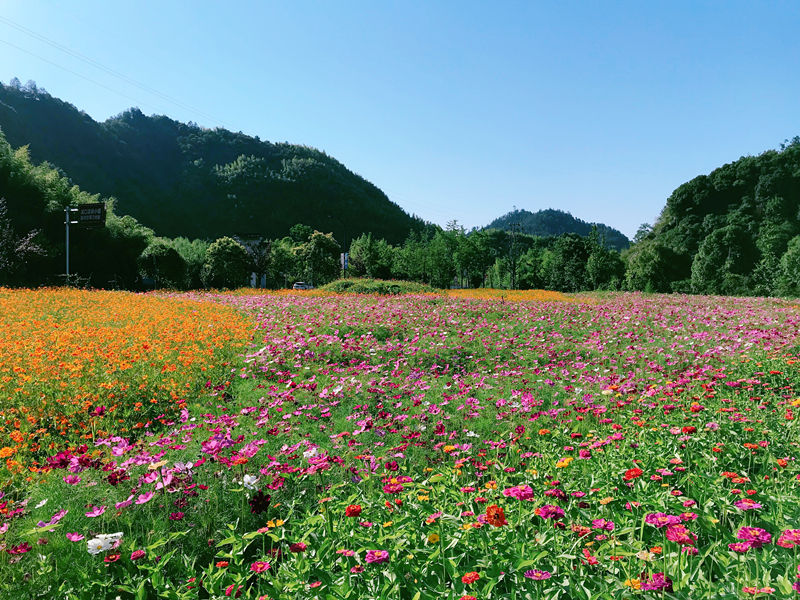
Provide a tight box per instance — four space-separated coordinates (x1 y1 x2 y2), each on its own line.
484 208 629 251
0 81 423 244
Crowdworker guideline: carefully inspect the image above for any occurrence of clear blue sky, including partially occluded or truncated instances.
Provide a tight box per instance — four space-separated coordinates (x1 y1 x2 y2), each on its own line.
2 1 799 238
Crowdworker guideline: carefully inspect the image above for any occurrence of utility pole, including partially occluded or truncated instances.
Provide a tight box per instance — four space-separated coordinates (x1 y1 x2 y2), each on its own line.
64 206 78 284
508 220 522 290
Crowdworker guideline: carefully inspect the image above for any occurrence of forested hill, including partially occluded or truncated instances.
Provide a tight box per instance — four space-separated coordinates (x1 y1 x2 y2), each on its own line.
0 81 422 243
625 138 800 295
485 209 629 251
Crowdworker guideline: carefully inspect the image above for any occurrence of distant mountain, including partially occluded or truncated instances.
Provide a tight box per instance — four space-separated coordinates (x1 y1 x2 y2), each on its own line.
485 208 629 250
0 81 422 244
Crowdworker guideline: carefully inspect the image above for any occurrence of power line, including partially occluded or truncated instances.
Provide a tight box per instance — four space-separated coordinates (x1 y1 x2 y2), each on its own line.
0 15 229 127
0 37 163 113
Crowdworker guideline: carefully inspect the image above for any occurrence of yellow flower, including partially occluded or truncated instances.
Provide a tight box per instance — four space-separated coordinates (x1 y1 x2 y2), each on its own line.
484 481 497 490
598 497 614 505
267 519 284 528
556 457 574 468
443 445 456 453
462 523 472 530
427 533 440 543
418 494 430 501
383 521 393 528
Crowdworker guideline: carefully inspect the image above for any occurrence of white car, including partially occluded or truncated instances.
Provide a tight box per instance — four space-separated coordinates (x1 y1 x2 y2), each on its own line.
292 282 313 290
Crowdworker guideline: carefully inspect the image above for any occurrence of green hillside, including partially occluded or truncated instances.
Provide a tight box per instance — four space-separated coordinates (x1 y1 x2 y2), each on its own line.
0 81 422 244
625 138 800 295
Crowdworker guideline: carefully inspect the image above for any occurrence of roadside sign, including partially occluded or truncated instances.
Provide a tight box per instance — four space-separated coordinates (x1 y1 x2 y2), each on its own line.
77 203 106 226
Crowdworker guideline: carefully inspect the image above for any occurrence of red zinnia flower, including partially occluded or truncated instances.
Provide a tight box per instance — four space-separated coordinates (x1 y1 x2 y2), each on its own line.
624 468 643 481
486 504 508 527
345 504 362 517
462 571 480 584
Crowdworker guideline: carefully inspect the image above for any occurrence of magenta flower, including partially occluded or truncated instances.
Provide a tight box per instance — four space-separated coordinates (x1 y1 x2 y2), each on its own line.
537 505 565 520
737 526 771 548
777 529 800 548
524 569 552 580
63 475 81 485
115 495 134 510
502 485 534 501
728 541 752 553
250 561 270 573
666 524 696 546
168 511 185 521
641 573 673 592
130 549 146 561
85 505 106 518
135 492 154 505
644 512 681 528
734 497 762 511
592 518 614 531
365 549 389 564
66 532 84 542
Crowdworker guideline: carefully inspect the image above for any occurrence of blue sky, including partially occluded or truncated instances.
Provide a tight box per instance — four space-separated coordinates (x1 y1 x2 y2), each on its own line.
1 1 798 238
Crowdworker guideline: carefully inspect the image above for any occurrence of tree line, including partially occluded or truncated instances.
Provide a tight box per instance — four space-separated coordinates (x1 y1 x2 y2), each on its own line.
3 121 800 296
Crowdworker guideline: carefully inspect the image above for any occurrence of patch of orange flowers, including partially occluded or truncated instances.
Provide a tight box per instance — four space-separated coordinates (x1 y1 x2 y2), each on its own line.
0 288 250 482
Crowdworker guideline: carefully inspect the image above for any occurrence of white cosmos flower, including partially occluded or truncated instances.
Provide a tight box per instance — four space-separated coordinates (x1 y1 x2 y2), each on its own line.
87 537 114 555
242 474 259 490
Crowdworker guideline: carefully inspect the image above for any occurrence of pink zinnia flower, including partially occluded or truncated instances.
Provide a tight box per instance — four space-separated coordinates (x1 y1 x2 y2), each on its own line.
365 549 389 564
734 498 762 511
644 512 681 528
592 518 614 531
537 505 564 520
641 573 673 592
250 561 270 573
777 529 800 548
737 526 771 548
524 569 552 580
728 541 752 553
130 549 146 561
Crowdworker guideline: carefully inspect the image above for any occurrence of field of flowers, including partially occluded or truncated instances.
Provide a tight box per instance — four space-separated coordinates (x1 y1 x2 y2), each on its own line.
1 288 800 599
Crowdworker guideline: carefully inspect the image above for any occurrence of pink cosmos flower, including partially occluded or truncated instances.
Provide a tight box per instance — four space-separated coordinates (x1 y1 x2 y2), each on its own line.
115 496 134 510
66 532 84 542
85 505 106 518
63 475 81 485
135 492 154 505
